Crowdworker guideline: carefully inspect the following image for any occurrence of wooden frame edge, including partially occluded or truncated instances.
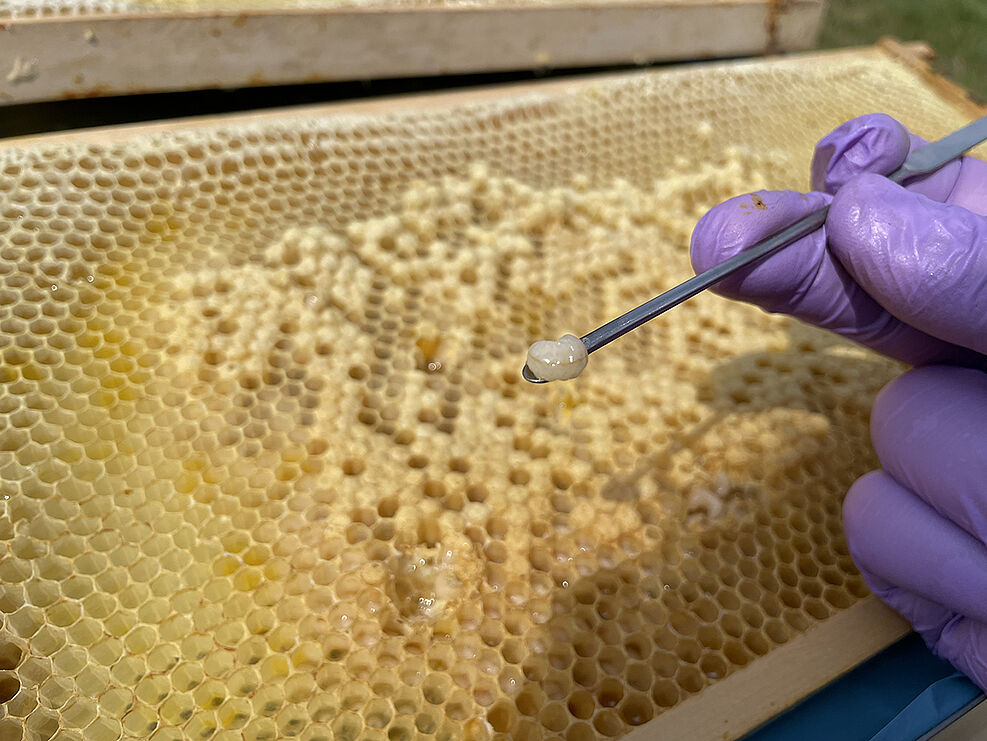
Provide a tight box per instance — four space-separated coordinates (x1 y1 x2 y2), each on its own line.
0 43 919 151
624 597 910 741
876 37 986 119
1 0 822 22
0 0 824 105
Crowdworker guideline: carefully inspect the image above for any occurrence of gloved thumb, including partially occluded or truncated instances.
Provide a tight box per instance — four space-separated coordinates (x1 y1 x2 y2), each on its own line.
827 173 987 356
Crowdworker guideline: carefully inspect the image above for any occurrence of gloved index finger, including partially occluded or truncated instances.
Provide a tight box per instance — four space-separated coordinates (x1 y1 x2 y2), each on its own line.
870 366 987 546
844 473 987 691
843 470 987 626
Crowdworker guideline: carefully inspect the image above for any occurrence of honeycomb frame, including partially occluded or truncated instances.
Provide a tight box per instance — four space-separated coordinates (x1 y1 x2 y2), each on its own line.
1 43 984 741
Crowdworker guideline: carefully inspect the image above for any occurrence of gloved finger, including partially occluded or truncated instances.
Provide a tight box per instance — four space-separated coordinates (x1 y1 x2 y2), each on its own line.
870 366 987 543
811 114 911 193
842 470 987 626
689 190 984 368
857 570 987 692
810 113 987 216
828 174 987 356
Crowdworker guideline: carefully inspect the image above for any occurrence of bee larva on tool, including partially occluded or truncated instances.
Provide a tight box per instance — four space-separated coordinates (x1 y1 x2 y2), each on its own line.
525 334 588 382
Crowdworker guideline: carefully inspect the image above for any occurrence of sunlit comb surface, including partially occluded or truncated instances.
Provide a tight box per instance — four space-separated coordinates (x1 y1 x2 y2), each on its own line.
0 51 980 741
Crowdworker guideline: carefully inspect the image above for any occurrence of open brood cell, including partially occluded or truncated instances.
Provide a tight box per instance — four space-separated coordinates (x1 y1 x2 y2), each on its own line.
0 49 982 741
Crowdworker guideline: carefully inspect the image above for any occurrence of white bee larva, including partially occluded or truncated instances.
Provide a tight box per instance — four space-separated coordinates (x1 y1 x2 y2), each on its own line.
525 333 588 382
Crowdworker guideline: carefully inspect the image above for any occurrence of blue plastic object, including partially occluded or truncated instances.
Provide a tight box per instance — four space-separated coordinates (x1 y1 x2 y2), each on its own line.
742 633 982 741
871 674 982 741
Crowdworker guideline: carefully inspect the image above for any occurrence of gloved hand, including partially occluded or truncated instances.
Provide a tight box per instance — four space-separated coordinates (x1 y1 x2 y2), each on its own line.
689 113 987 690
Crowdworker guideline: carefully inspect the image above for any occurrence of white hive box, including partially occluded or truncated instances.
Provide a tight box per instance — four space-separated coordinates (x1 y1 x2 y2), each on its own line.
0 0 824 105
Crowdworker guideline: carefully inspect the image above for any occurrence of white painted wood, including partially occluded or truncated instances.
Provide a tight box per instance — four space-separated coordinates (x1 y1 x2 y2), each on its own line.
0 0 824 105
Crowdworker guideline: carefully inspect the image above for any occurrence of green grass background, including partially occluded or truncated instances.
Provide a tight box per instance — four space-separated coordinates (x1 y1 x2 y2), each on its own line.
817 0 987 102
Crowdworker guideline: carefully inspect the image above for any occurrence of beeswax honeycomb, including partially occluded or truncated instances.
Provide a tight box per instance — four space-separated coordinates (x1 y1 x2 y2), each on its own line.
0 51 983 741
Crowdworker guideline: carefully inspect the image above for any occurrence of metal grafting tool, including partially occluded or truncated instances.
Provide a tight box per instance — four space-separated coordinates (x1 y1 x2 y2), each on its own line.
522 115 987 384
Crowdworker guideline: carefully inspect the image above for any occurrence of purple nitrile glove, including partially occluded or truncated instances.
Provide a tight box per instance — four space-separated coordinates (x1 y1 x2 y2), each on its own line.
689 113 987 689
844 366 987 689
